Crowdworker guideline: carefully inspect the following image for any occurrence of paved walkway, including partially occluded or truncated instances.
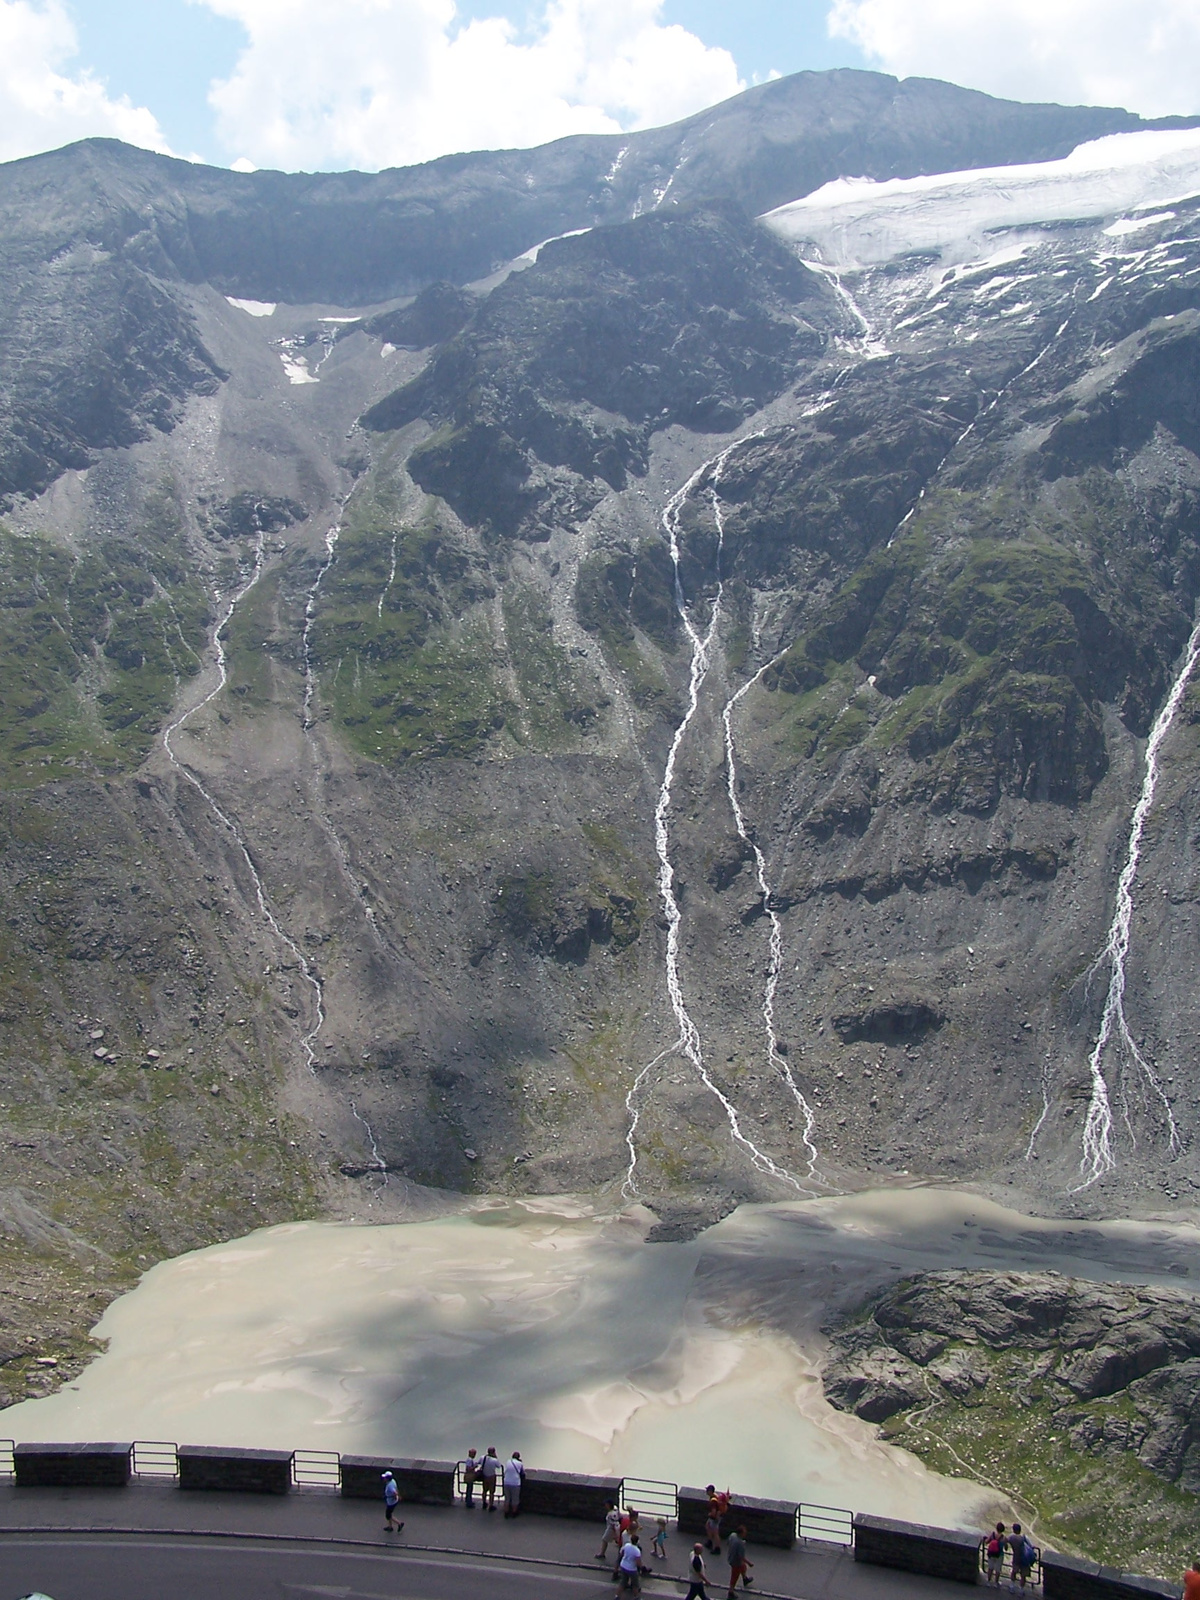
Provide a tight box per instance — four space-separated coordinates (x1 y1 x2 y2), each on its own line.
0 1482 981 1600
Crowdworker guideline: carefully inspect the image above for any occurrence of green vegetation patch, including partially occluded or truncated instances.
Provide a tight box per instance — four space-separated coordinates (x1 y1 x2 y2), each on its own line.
881 1344 1200 1580
307 473 510 761
0 482 209 784
502 584 603 747
761 481 1189 809
575 541 677 712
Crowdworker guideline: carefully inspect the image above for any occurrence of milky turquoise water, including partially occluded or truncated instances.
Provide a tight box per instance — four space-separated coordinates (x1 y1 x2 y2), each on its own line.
7 1187 1197 1527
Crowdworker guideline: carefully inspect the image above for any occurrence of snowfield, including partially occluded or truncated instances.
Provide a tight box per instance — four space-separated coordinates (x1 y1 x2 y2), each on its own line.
763 128 1200 267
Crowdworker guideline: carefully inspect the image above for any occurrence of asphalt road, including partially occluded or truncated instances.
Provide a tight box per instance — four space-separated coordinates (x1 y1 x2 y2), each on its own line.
2 1534 638 1600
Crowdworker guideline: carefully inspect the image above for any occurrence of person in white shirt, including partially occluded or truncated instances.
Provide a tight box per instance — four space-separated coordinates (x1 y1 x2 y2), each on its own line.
616 1537 643 1597
597 1501 622 1561
502 1451 525 1517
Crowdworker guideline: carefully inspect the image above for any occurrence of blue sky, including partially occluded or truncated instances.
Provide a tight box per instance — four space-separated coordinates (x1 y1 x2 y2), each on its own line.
64 0 862 167
0 0 1194 174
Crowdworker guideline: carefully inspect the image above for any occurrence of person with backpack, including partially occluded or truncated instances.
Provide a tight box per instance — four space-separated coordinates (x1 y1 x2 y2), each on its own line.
985 1523 1008 1584
686 1542 711 1600
480 1446 499 1510
597 1501 622 1561
461 1446 480 1508
1010 1523 1035 1590
502 1450 525 1517
381 1470 403 1533
704 1485 727 1554
726 1525 754 1595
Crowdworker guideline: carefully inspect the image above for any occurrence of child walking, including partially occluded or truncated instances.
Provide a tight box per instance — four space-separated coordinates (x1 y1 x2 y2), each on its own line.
652 1517 668 1560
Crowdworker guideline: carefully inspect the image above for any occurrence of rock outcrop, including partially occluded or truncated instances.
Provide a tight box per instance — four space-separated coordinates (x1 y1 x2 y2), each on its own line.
825 1270 1200 1575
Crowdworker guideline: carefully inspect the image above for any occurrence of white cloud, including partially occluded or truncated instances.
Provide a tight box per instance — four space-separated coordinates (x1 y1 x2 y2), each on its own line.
0 0 170 163
197 0 742 172
828 0 1200 120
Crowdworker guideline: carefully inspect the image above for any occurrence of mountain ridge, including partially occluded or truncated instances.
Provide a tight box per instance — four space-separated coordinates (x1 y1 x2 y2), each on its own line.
1 68 1200 1412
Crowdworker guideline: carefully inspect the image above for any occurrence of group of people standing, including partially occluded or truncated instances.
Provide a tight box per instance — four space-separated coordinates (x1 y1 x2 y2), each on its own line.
985 1522 1036 1589
383 1454 758 1598
460 1446 526 1516
595 1486 752 1600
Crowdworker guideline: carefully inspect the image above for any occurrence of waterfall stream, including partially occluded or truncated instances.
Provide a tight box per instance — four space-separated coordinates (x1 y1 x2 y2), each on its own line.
722 657 822 1184
630 439 804 1194
161 535 326 1071
1073 611 1200 1189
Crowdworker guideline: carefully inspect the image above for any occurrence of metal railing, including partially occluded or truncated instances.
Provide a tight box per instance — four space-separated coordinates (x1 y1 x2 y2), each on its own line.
798 1501 854 1546
454 1460 501 1500
621 1477 677 1521
292 1449 341 1491
0 1433 859 1553
131 1441 179 1480
980 1536 1042 1587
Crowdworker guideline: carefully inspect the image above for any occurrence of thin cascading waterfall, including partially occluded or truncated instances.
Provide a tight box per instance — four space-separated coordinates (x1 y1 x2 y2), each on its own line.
299 513 384 946
1072 611 1200 1191
636 439 804 1194
622 1044 679 1199
721 657 822 1183
302 520 342 731
350 1098 388 1182
377 533 398 620
801 257 887 357
162 535 327 1071
887 308 1076 550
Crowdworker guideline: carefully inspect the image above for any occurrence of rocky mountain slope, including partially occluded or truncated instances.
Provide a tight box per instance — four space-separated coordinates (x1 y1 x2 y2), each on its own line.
1 70 1200 1389
824 1269 1200 1575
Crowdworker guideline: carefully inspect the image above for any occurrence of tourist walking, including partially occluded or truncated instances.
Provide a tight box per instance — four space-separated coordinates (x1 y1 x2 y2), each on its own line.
704 1486 726 1554
597 1501 622 1561
726 1525 753 1594
985 1524 1008 1584
686 1542 711 1600
1183 1560 1200 1600
480 1446 499 1510
503 1450 525 1517
1010 1524 1035 1591
382 1470 403 1533
615 1536 644 1597
461 1447 479 1508
651 1516 668 1560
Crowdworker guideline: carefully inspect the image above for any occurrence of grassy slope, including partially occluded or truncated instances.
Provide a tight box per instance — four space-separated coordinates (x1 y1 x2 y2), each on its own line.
881 1343 1200 1580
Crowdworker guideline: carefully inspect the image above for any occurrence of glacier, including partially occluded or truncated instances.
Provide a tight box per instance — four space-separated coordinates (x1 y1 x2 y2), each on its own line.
763 128 1200 267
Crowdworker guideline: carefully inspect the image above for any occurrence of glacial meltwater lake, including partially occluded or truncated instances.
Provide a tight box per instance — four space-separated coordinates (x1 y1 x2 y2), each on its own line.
7 1187 1199 1527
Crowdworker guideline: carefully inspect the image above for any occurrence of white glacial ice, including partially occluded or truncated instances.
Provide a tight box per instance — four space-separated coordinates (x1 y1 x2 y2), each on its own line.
226 296 277 317
762 128 1200 267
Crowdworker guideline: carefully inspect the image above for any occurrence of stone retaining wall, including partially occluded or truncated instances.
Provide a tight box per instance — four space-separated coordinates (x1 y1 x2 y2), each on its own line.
13 1443 131 1489
177 1445 293 1494
1043 1552 1178 1600
340 1456 456 1505
677 1486 797 1549
520 1469 623 1521
852 1512 981 1584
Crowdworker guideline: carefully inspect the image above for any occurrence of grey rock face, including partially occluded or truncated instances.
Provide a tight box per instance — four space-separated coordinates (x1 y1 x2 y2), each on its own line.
5 69 1200 1361
824 1270 1200 1488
